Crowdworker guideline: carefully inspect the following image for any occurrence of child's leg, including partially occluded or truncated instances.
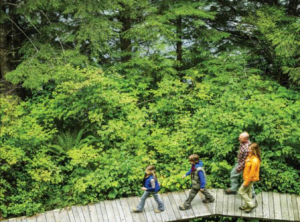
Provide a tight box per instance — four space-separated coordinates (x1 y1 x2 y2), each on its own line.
153 193 165 211
200 189 214 201
136 191 151 211
183 189 199 208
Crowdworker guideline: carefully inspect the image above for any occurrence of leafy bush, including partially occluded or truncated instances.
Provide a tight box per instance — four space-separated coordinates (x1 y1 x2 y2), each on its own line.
1 54 300 218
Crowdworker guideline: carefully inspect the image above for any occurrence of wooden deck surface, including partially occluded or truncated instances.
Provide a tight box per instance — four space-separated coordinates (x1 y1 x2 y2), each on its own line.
2 189 300 222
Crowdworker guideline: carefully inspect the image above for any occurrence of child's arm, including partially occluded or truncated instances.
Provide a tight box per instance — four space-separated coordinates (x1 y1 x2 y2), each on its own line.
182 168 192 178
185 169 192 176
198 170 206 189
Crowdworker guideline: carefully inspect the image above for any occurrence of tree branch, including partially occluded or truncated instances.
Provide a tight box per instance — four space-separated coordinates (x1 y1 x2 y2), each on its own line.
7 17 39 52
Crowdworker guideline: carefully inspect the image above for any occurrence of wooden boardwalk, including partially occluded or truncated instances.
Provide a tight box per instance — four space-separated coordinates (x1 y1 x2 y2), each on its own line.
2 189 300 222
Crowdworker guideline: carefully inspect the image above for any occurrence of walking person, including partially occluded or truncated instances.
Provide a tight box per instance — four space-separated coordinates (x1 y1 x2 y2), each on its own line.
238 143 261 213
179 154 214 210
132 165 165 213
225 132 255 198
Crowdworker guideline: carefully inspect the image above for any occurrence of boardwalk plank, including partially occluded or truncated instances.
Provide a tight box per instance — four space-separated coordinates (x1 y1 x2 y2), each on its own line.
161 193 177 221
286 194 295 221
215 189 224 215
45 211 56 222
200 189 214 216
208 189 217 215
233 193 242 217
178 190 194 218
35 213 47 222
222 190 229 216
115 199 127 222
255 192 263 218
66 207 76 222
99 202 109 222
16 217 26 222
71 206 81 222
291 195 299 221
167 192 183 220
154 193 169 222
144 199 156 222
281 194 289 221
273 192 282 220
193 191 211 217
184 190 201 217
126 196 147 222
104 200 117 222
149 196 163 222
111 200 121 222
5 190 300 222
227 192 235 217
94 203 103 222
24 217 36 222
73 206 86 222
81 206 92 222
262 192 270 219
53 209 70 222
120 198 134 222
268 192 275 220
171 192 188 220
297 196 300 221
88 204 99 222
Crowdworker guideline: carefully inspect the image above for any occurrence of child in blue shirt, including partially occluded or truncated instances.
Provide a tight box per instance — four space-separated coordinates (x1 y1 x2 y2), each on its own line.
132 165 165 213
179 154 214 210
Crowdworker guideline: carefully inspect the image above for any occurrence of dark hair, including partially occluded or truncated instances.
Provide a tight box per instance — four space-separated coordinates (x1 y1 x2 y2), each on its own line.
145 165 157 180
188 154 199 162
250 143 261 161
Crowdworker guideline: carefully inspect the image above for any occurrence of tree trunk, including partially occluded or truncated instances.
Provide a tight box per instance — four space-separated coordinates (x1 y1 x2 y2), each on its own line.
0 22 10 79
287 0 299 16
0 4 12 94
119 3 132 63
176 15 183 75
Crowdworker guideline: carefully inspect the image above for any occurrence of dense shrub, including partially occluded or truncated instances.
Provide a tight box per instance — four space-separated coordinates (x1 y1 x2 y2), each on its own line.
1 54 300 218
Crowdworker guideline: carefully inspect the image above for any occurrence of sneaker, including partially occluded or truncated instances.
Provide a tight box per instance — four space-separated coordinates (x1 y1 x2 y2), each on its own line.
244 208 253 213
154 209 164 213
225 189 237 195
179 205 190 211
239 206 247 210
132 208 143 213
203 199 215 203
244 200 258 213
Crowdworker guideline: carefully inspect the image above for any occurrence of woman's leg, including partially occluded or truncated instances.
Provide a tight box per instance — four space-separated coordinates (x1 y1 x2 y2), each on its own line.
238 182 254 208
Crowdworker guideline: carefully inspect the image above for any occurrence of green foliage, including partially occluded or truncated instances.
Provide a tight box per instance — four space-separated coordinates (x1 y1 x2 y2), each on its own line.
1 1 300 221
2 52 300 219
242 6 300 84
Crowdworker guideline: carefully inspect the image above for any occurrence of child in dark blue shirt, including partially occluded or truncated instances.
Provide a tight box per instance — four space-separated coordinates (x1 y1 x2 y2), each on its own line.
132 165 165 213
